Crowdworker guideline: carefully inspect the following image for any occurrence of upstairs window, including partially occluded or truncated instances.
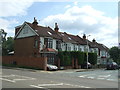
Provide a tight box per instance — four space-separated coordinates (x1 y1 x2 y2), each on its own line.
65 44 67 51
68 46 71 51
44 38 53 48
56 41 61 50
78 46 81 51
74 45 77 51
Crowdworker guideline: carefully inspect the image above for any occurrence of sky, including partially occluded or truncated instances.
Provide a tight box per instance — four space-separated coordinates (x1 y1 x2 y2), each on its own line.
0 0 119 48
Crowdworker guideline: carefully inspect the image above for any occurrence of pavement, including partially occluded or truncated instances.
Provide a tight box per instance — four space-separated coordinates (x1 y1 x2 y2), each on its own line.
1 65 95 72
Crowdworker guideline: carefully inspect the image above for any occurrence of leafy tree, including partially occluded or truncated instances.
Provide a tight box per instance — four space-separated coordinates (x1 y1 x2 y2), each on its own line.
109 46 120 63
2 37 14 56
1 29 7 42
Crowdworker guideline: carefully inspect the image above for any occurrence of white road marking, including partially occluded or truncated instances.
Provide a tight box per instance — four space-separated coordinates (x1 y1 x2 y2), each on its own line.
78 74 95 78
40 71 53 74
0 74 36 83
107 79 115 81
15 75 36 80
38 83 64 86
64 83 91 88
2 74 16 77
30 85 44 88
13 79 27 81
87 77 94 79
98 75 111 78
78 76 85 78
0 78 15 83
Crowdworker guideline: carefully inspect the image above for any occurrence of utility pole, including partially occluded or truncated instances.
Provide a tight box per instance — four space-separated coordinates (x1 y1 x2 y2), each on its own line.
86 35 90 69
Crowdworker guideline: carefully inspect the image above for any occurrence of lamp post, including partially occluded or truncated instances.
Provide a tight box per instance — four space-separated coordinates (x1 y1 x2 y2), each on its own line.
86 35 91 69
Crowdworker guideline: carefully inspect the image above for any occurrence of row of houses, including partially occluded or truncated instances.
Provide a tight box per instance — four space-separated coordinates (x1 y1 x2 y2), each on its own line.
14 18 109 65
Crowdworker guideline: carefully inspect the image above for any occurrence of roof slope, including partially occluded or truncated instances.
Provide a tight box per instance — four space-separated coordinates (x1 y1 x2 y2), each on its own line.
26 22 62 40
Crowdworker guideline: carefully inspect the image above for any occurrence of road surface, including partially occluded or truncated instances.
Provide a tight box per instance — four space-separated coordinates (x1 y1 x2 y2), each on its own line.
1 67 119 89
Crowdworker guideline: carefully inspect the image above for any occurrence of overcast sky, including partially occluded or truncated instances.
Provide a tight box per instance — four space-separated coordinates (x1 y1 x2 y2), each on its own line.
0 0 118 48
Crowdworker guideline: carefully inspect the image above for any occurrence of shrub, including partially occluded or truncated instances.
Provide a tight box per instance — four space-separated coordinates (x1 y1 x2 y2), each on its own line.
88 53 97 65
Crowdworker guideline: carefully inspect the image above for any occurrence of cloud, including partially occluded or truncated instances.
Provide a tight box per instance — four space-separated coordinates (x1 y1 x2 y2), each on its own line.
74 1 78 6
40 5 118 48
0 0 35 36
65 5 71 8
0 0 34 17
0 18 19 37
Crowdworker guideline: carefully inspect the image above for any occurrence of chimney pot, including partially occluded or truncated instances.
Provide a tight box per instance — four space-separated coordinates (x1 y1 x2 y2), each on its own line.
83 34 86 39
54 23 59 32
32 17 38 25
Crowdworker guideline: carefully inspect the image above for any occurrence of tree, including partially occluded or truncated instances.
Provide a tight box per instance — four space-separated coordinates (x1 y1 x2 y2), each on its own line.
109 46 120 63
2 37 14 56
1 29 7 42
88 53 97 65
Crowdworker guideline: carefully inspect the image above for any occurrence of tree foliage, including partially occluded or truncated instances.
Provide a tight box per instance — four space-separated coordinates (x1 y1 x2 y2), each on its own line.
109 46 120 63
88 53 97 65
2 37 14 56
58 51 97 66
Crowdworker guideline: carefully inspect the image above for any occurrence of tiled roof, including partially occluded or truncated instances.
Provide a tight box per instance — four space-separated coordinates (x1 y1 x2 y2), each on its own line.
90 41 109 51
66 34 87 45
26 22 62 40
57 32 77 44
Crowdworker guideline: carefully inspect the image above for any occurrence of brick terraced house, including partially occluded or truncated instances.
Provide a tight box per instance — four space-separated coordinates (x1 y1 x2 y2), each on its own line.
14 18 109 65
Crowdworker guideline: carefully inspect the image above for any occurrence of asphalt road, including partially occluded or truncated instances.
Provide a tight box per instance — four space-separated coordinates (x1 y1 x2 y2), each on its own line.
1 67 119 89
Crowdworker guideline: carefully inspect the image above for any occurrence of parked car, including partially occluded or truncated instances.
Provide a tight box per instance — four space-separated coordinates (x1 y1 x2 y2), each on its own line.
81 62 92 69
106 62 118 70
47 64 58 71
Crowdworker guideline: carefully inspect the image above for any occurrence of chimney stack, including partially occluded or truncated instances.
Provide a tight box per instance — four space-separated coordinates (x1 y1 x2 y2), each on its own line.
54 23 59 32
32 17 38 25
83 34 86 39
92 39 96 43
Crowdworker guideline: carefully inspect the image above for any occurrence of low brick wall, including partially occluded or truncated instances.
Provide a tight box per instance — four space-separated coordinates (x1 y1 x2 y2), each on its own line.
2 56 47 70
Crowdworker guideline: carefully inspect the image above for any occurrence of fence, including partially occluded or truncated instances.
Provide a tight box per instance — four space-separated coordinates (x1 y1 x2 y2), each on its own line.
2 56 47 70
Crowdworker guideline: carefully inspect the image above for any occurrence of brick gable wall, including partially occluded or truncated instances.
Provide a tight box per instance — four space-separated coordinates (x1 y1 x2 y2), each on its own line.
14 36 40 57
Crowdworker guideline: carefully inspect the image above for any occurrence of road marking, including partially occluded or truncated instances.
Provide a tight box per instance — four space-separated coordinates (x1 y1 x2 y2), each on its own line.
13 79 27 81
30 85 44 88
98 75 111 78
78 75 87 78
107 79 115 81
30 83 63 89
78 74 95 78
40 71 53 74
0 74 36 83
2 74 16 77
38 83 64 86
0 78 15 83
87 77 94 79
64 83 91 88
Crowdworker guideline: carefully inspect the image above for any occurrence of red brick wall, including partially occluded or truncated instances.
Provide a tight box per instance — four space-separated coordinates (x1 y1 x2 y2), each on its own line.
2 56 47 70
14 36 40 57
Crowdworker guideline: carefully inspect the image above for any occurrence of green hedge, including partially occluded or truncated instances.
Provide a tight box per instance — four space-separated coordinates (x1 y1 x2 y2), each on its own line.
58 51 97 66
88 53 97 65
58 51 72 66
